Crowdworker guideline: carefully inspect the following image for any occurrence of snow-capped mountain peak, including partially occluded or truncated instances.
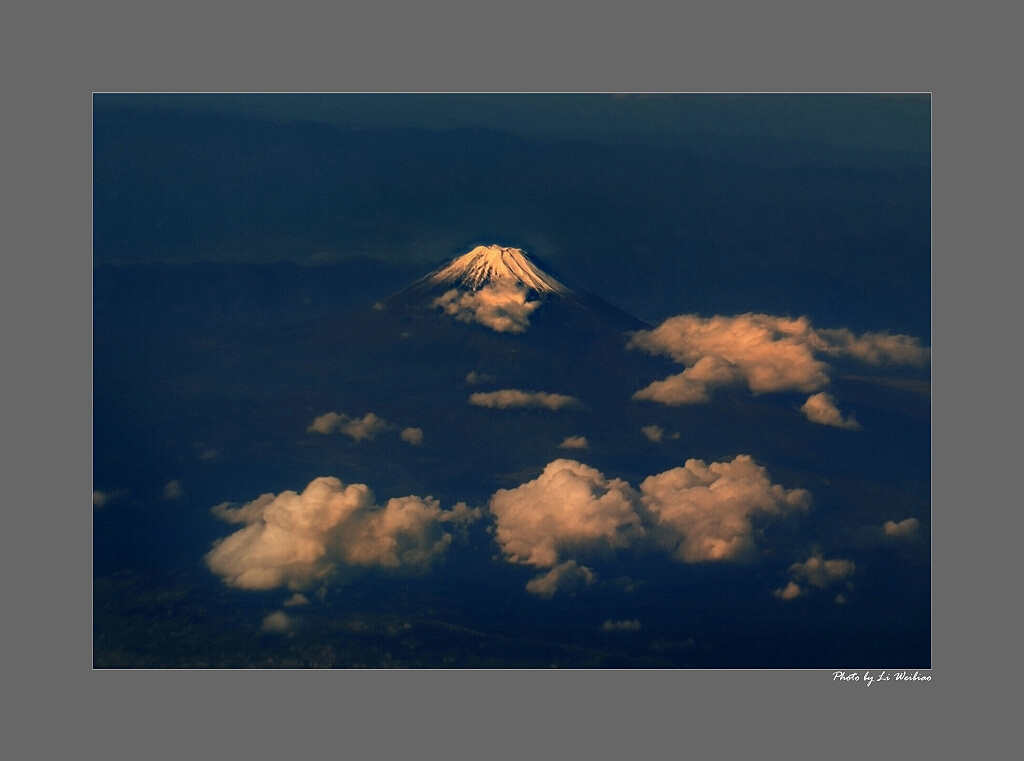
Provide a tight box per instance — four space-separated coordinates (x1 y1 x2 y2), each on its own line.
426 245 569 294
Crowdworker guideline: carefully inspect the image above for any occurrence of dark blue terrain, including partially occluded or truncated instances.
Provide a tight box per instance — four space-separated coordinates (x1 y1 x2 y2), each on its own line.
93 102 930 668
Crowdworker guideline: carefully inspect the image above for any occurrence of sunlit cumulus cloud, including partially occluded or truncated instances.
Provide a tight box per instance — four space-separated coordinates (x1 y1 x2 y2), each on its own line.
773 581 804 600
628 314 928 418
489 456 808 595
283 593 309 607
640 456 811 563
490 460 645 595
642 425 664 442
800 392 861 430
400 427 424 446
469 389 579 410
260 611 294 633
307 412 388 441
790 552 855 588
558 435 589 449
851 517 924 549
433 283 541 333
883 517 921 539
206 476 480 592
775 551 855 600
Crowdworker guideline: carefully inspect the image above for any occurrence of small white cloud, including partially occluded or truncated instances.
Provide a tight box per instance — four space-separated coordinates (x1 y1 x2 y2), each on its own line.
340 413 388 441
307 412 388 441
308 412 344 435
641 425 664 443
433 283 541 333
835 593 847 605
400 427 424 446
465 371 493 385
883 517 921 539
163 480 183 500
558 435 589 449
260 611 294 633
283 593 309 607
788 551 855 589
601 619 642 631
773 580 804 600
469 389 579 411
800 392 861 429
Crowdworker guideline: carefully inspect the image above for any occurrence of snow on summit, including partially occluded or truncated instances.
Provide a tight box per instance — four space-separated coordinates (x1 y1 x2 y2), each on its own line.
388 243 646 334
428 245 569 295
418 246 568 333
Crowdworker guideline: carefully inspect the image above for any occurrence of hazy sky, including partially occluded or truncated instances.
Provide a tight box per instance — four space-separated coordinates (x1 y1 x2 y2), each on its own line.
95 93 930 155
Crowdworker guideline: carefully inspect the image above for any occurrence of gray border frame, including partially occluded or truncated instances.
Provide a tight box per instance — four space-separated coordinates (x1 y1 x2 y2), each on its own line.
13 1 998 754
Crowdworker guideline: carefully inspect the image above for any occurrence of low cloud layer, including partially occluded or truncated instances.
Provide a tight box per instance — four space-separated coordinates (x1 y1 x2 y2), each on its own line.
307 412 388 440
433 283 541 333
629 314 928 422
206 477 480 592
489 456 809 595
800 392 861 430
469 389 579 410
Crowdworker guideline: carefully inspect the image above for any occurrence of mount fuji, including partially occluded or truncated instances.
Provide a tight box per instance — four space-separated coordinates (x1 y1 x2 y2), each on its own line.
410 245 571 295
301 245 656 397
382 244 649 344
